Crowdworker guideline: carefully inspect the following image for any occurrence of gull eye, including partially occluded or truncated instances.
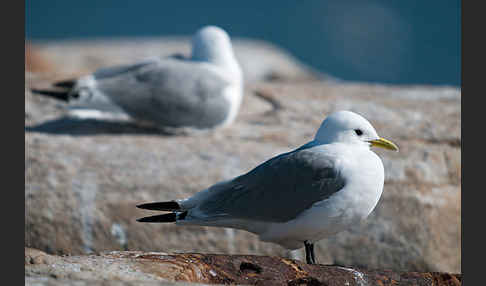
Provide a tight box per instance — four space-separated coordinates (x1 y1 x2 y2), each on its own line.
354 129 363 136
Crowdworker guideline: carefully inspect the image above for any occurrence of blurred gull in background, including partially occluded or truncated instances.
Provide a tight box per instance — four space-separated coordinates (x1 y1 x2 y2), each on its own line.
32 25 243 131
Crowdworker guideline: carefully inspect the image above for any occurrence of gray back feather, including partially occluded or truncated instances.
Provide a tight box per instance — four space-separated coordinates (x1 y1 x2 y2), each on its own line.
93 60 157 80
197 144 346 222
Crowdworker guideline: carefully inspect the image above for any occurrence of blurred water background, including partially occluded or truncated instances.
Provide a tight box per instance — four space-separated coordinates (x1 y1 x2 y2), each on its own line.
25 0 460 86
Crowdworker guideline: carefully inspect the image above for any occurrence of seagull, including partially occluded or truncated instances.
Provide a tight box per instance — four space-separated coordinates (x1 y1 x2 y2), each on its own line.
136 110 398 264
31 25 243 130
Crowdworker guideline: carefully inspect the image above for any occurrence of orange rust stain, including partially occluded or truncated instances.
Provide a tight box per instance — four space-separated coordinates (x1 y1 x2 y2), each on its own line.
449 275 461 284
241 272 258 278
280 258 309 278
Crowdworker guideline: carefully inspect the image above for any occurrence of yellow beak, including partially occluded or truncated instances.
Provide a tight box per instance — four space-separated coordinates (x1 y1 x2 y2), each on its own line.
369 137 399 152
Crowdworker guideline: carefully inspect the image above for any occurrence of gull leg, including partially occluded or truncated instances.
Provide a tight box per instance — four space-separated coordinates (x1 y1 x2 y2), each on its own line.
309 243 317 264
304 241 316 264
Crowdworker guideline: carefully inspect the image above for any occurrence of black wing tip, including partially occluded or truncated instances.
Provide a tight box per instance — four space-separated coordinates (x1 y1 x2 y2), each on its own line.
136 217 154 223
30 89 70 102
136 213 177 223
136 201 181 211
54 79 77 88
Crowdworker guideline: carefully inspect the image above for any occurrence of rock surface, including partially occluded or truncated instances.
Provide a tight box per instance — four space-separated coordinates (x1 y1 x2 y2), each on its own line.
26 37 331 83
25 39 461 276
25 248 461 286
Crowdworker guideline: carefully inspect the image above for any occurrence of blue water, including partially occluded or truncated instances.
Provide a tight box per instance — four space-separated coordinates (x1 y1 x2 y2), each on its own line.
25 0 460 86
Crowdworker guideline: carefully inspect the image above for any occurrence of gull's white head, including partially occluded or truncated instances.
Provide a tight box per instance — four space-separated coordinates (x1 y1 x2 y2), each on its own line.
191 26 236 64
191 26 242 83
314 110 398 151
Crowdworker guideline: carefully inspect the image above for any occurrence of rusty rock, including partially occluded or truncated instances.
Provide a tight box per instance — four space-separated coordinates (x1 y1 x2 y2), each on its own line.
25 248 461 286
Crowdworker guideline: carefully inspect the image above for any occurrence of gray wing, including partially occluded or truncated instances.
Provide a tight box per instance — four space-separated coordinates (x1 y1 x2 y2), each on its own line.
94 59 232 128
197 145 346 223
92 59 159 80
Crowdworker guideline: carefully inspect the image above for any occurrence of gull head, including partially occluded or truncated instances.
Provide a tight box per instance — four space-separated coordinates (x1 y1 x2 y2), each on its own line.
191 25 242 83
314 110 399 151
191 26 237 66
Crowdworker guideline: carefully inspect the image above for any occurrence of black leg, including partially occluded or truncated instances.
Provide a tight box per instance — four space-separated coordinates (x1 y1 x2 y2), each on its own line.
309 243 317 264
304 241 311 264
304 241 316 264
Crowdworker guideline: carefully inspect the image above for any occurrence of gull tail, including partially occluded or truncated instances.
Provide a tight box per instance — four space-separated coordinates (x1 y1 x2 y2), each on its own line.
136 201 188 223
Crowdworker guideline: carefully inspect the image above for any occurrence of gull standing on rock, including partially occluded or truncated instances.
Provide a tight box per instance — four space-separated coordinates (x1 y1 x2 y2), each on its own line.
137 110 399 264
32 26 243 130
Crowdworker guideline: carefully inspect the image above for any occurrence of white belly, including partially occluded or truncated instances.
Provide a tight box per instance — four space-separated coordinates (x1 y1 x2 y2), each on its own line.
259 148 385 250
